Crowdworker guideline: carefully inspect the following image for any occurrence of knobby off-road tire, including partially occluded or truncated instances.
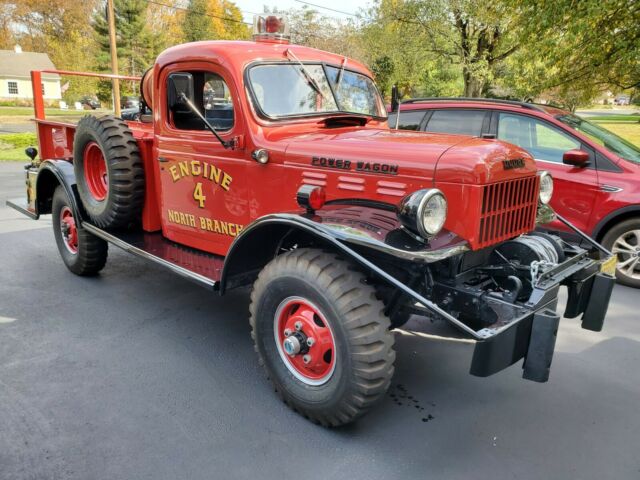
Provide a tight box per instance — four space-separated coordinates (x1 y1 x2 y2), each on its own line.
250 248 396 427
52 186 108 276
73 115 144 229
601 218 640 288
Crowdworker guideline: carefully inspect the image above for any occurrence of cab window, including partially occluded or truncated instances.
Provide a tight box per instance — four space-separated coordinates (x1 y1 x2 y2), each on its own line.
168 71 234 131
424 109 487 136
498 113 580 163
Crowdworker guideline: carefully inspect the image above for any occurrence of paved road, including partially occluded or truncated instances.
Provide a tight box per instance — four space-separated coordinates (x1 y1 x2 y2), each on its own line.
0 162 638 480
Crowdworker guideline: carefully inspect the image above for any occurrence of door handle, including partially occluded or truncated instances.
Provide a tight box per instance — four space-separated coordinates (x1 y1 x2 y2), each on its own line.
600 184 623 193
158 156 169 163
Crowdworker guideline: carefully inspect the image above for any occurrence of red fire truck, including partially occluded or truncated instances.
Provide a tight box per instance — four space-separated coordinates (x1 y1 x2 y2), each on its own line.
8 16 616 427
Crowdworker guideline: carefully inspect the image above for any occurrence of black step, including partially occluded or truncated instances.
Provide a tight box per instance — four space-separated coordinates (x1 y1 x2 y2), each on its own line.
82 223 223 290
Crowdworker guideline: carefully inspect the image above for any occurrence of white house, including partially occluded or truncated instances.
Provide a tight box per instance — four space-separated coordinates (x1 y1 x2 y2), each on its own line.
0 45 61 102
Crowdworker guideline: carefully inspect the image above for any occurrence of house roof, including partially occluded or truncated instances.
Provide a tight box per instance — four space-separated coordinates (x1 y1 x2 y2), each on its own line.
0 49 60 80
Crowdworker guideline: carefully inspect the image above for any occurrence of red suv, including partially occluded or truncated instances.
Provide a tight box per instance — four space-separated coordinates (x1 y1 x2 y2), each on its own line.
390 99 640 287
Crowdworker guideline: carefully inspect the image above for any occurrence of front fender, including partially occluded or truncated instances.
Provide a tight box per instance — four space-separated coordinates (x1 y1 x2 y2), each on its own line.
220 204 470 293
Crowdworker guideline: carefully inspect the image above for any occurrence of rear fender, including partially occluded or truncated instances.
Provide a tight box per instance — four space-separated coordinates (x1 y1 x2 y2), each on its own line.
35 160 84 221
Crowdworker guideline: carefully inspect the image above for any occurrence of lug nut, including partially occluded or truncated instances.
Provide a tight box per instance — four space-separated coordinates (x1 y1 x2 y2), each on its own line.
306 337 315 347
283 328 292 337
294 321 303 331
302 354 311 364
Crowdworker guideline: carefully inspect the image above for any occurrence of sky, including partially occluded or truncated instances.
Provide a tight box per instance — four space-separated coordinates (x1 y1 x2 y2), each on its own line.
234 0 373 23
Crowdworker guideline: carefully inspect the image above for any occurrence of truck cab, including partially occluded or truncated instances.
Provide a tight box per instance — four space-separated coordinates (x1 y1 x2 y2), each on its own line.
7 16 616 427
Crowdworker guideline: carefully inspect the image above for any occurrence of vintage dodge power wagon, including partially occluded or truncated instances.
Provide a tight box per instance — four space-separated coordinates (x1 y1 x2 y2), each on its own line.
8 16 616 426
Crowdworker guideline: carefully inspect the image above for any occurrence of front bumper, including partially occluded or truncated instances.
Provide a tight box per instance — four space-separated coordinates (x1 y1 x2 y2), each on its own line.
469 254 615 382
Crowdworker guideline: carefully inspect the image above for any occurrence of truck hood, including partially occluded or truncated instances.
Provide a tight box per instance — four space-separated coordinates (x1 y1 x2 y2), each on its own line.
278 127 536 184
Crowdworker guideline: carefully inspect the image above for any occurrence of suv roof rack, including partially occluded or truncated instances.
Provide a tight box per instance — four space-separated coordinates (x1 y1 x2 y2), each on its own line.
400 97 547 112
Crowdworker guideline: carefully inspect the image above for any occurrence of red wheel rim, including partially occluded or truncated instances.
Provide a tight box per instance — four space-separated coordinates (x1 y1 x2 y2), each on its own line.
83 141 108 201
60 206 78 254
274 297 336 385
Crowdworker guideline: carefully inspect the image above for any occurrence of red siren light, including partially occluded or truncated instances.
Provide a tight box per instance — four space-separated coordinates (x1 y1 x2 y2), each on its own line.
253 15 290 43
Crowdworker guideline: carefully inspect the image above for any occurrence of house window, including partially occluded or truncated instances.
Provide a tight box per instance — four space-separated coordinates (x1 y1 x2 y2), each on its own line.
41 83 45 95
8 81 18 95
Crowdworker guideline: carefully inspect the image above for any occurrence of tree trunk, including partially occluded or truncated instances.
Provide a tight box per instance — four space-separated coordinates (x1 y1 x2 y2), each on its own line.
463 68 484 97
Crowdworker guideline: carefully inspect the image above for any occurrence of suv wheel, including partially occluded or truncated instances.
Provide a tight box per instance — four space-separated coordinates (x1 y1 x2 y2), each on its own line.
602 218 640 288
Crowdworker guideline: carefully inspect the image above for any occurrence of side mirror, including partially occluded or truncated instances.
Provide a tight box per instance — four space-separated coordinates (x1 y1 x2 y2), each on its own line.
562 149 590 167
167 72 195 110
390 84 399 113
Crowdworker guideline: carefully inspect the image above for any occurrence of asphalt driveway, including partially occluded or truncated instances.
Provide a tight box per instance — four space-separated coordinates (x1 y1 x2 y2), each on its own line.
0 162 638 480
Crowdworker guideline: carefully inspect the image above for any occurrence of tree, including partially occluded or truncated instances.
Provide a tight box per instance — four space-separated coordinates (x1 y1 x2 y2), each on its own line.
4 0 100 103
508 0 640 98
181 0 249 43
384 0 520 97
93 0 155 102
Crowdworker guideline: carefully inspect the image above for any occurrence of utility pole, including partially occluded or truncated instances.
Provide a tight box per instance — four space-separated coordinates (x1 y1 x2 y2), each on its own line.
106 0 121 116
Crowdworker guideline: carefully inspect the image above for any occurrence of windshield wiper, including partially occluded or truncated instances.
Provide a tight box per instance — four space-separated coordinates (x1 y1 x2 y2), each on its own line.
336 56 347 90
285 49 326 100
179 93 234 149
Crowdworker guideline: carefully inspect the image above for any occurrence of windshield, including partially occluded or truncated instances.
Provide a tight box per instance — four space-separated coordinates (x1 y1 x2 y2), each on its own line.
248 63 386 119
557 114 640 164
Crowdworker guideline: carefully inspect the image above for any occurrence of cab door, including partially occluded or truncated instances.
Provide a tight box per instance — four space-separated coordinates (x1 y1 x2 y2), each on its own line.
155 62 249 255
494 112 599 233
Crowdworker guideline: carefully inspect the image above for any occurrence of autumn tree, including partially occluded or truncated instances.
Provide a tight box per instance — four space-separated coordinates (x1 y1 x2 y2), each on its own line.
181 0 249 42
3 0 100 103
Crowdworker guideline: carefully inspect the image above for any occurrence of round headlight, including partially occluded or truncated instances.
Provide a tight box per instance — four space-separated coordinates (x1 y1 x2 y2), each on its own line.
539 171 554 205
398 189 448 238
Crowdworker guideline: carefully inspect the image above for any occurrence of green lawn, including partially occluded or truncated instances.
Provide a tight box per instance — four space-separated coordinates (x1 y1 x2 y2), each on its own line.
0 133 37 162
587 114 640 123
597 122 640 147
0 106 93 116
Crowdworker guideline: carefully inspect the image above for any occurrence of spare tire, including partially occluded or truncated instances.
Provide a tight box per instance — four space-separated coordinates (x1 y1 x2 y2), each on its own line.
73 115 144 229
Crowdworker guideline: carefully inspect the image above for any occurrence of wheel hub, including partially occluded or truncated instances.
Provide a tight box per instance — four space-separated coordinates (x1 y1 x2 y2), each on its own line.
274 297 336 385
83 141 108 201
60 206 78 254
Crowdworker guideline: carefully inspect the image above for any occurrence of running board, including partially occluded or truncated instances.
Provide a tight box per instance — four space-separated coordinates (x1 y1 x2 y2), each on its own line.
6 198 38 219
82 223 223 290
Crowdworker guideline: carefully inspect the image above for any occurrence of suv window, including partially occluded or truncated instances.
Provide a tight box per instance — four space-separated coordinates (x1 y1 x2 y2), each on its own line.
169 71 234 131
498 113 580 163
388 110 426 130
425 109 486 136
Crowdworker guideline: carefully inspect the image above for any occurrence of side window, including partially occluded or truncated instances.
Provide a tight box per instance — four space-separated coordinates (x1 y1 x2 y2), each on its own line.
169 71 234 131
425 109 486 136
389 110 426 131
498 113 580 163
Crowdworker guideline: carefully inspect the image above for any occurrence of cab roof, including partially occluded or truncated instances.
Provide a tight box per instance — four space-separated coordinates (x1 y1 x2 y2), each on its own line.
155 40 373 78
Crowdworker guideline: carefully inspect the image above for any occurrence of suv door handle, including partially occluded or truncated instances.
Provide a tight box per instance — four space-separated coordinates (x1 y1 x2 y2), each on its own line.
600 184 623 193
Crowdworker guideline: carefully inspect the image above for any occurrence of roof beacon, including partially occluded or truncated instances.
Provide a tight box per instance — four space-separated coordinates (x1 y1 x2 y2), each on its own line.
253 15 290 44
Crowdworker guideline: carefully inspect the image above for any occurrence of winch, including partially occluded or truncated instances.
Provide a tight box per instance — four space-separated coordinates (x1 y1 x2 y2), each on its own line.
489 233 565 300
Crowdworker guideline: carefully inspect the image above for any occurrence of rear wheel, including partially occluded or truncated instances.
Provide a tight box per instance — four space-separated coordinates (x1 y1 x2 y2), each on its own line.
602 218 640 288
52 186 108 276
250 248 395 427
73 115 144 229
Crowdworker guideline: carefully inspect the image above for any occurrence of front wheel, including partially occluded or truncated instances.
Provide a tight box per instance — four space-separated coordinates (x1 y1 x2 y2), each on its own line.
249 248 395 427
601 218 640 288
